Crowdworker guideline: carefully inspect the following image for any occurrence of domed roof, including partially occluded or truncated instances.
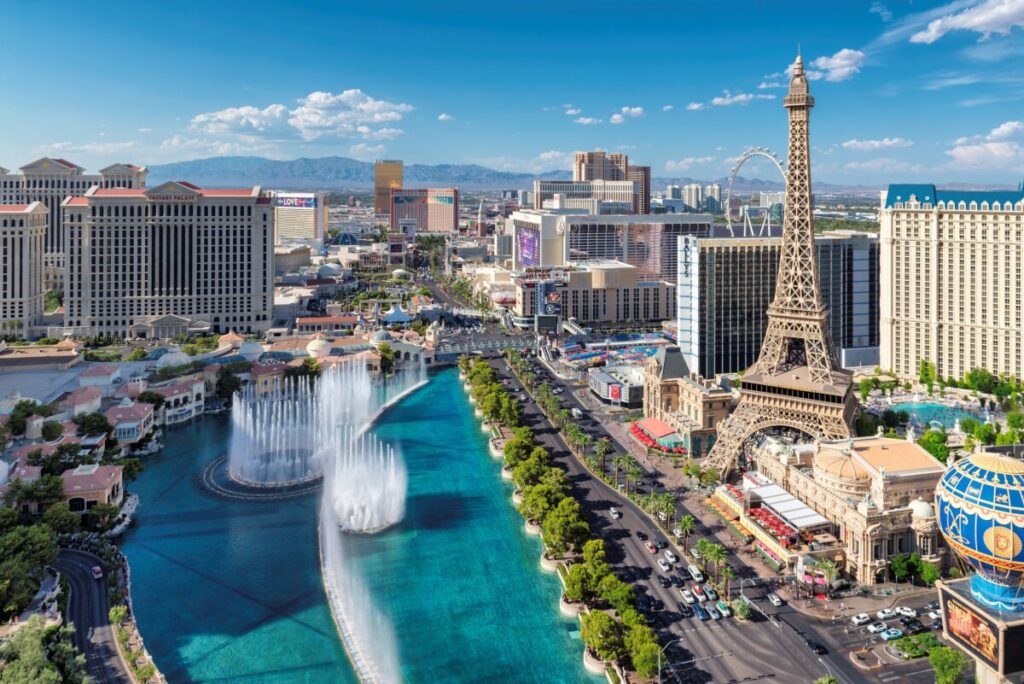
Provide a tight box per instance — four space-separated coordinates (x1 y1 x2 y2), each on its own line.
814 449 869 482
156 349 190 369
909 497 935 519
306 333 331 358
936 451 1024 611
370 329 392 343
238 340 264 361
219 331 243 348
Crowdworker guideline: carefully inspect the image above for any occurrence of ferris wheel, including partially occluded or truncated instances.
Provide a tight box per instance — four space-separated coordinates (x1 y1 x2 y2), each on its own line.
725 147 786 237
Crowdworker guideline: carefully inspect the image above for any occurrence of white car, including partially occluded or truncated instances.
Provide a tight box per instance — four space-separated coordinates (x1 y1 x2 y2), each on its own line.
663 550 679 564
850 613 871 626
926 611 942 621
867 622 888 634
680 589 696 605
687 565 704 583
896 606 918 618
766 593 783 607
609 507 621 519
876 608 897 620
657 558 672 572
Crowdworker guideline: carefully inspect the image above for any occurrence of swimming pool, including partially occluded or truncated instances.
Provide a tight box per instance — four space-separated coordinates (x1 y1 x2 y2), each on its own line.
889 402 980 429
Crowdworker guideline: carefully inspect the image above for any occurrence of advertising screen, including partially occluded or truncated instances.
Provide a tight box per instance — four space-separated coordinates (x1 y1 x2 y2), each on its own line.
1002 622 1024 674
537 282 563 317
275 195 317 208
609 384 622 401
518 228 540 268
942 593 1000 670
535 315 559 335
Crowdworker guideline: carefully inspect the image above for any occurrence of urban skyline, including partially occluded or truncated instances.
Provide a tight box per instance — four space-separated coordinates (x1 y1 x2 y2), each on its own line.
1 1 1023 184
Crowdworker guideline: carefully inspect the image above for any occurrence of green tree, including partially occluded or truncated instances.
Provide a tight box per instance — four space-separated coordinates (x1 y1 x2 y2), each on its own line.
512 452 551 491
813 677 839 684
631 640 661 679
598 574 636 614
41 502 80 535
0 615 62 684
858 377 874 402
964 368 997 394
593 437 613 474
928 645 965 684
699 468 720 487
73 411 112 436
919 561 941 586
27 443 88 477
580 610 625 662
975 422 998 446
47 623 89 683
88 502 120 531
917 430 950 463
676 514 696 552
216 366 243 401
731 598 753 620
518 483 565 523
137 390 166 409
503 436 533 468
0 525 58 619
563 563 590 603
40 421 63 442
542 497 590 557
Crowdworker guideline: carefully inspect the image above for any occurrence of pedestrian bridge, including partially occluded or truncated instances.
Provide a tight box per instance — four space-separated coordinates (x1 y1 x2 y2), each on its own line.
435 337 534 356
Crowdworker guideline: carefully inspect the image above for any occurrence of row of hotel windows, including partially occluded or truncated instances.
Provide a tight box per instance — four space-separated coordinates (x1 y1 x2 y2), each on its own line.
85 205 260 218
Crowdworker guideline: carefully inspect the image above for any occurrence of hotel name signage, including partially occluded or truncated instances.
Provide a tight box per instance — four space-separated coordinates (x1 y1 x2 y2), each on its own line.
148 194 198 202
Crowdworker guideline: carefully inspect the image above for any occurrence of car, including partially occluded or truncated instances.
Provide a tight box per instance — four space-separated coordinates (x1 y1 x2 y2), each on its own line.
688 565 705 583
677 602 693 618
636 596 651 611
926 610 942 621
679 589 696 605
664 550 679 564
651 598 665 612
896 606 918 618
881 628 904 641
707 606 721 620
657 559 672 572
645 541 658 554
90 566 104 580
876 608 898 620
851 613 871 626
715 600 732 617
702 585 718 602
904 622 926 635
804 640 827 655
694 604 710 621
867 622 888 634
657 575 672 588
636 531 649 541
655 538 668 550
609 507 621 519
925 600 940 611
692 585 706 601
766 593 783 607
691 548 703 560
898 616 916 626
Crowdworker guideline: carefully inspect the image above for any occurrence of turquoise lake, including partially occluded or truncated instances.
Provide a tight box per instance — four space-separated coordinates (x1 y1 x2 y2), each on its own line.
122 367 595 683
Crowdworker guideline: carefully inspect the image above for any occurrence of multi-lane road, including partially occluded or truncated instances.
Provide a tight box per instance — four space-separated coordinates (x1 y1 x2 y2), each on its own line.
490 355 934 684
55 549 132 684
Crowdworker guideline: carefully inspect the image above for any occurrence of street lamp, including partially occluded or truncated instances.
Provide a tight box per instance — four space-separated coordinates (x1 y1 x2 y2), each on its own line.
657 637 685 684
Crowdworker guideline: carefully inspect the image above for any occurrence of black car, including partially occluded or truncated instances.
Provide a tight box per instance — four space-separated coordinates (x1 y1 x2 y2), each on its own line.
670 575 685 588
898 616 917 627
636 597 651 611
904 620 926 635
925 600 940 611
677 602 693 618
651 598 665 612
655 538 668 550
636 531 649 541
804 640 827 655
658 575 672 588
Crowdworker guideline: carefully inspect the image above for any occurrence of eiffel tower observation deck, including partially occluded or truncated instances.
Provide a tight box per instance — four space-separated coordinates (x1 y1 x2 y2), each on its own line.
704 54 857 479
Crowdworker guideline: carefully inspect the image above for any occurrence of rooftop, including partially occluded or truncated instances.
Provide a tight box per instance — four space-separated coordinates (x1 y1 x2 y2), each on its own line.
884 183 1024 209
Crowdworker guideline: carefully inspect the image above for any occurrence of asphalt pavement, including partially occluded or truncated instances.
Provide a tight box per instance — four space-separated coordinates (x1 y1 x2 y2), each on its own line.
55 549 132 684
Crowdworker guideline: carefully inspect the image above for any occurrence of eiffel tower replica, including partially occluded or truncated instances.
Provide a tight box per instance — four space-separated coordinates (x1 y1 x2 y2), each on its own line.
704 54 857 479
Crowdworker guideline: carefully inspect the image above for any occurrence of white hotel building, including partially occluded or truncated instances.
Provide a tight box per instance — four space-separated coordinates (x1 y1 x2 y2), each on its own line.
880 184 1024 382
60 181 274 339
0 158 147 286
0 202 47 336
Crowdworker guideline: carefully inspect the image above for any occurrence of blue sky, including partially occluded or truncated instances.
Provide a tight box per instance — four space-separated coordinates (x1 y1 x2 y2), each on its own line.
2 0 1023 184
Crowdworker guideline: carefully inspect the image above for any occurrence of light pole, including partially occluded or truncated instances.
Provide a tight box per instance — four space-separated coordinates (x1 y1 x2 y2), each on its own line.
657 637 685 684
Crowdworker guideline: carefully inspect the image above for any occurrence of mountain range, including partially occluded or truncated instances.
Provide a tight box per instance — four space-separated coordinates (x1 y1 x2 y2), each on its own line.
148 155 1017 195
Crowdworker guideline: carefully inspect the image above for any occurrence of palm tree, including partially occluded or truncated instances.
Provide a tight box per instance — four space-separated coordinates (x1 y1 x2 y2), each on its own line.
694 538 713 571
815 559 840 595
627 464 643 495
577 433 593 458
704 543 727 584
677 514 696 552
719 565 736 600
611 455 629 488
594 438 613 475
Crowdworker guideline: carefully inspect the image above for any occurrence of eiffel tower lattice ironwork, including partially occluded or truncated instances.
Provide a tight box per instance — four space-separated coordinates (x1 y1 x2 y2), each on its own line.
704 54 857 479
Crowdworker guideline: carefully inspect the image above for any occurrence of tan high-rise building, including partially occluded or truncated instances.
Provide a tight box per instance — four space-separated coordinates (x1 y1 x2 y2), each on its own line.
0 158 147 288
0 202 46 336
573 151 629 181
879 184 1024 382
374 160 403 215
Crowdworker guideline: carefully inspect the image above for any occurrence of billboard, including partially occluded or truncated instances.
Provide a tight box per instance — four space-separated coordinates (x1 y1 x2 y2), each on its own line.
518 227 540 268
275 194 317 208
537 282 562 317
535 314 559 335
428 194 455 205
393 194 427 204
609 384 622 401
942 590 1000 671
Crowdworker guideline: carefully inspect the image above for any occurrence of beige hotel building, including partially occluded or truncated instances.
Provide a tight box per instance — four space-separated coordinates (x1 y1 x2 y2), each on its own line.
60 181 274 339
879 184 1024 382
0 202 47 336
0 158 147 286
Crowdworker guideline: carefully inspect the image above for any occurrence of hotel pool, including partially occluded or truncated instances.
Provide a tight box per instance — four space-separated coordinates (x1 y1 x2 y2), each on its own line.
890 401 980 429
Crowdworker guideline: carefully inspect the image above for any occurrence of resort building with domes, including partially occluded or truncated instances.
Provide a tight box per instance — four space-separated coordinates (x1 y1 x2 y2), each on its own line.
713 433 948 584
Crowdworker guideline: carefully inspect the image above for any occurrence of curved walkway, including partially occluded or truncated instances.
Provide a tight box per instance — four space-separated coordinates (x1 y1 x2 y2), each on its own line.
55 549 132 684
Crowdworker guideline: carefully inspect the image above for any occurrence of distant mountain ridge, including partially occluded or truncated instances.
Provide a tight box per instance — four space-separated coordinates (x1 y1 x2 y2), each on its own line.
148 155 1016 195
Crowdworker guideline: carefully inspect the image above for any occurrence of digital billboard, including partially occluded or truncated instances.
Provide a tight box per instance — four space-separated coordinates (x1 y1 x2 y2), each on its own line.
517 227 539 268
942 592 999 671
537 282 562 317
275 195 317 208
535 315 559 335
609 384 622 401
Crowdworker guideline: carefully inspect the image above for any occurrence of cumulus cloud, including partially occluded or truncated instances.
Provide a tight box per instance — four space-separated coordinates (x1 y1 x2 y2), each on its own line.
796 48 867 82
758 81 784 89
609 113 625 124
37 140 140 155
910 0 1024 44
844 157 925 173
159 134 280 157
348 143 387 160
665 156 715 172
620 106 645 118
841 137 913 150
438 113 454 121
536 150 574 168
575 117 602 125
686 102 705 111
565 107 581 115
709 91 776 106
870 1 893 22
188 89 413 143
945 119 1024 169
662 104 674 111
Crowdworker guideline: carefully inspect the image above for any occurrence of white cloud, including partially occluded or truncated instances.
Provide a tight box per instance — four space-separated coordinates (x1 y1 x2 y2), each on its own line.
189 89 413 143
158 134 280 157
709 91 776 106
802 48 867 82
870 2 893 22
662 104 674 111
137 127 152 133
841 137 913 150
665 156 715 172
565 107 581 115
758 81 784 89
945 119 1024 170
37 140 140 155
348 143 387 160
844 157 925 173
535 150 574 169
686 102 704 111
620 106 645 118
609 113 625 124
437 113 454 121
988 120 1024 139
575 117 602 125
910 0 1024 44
